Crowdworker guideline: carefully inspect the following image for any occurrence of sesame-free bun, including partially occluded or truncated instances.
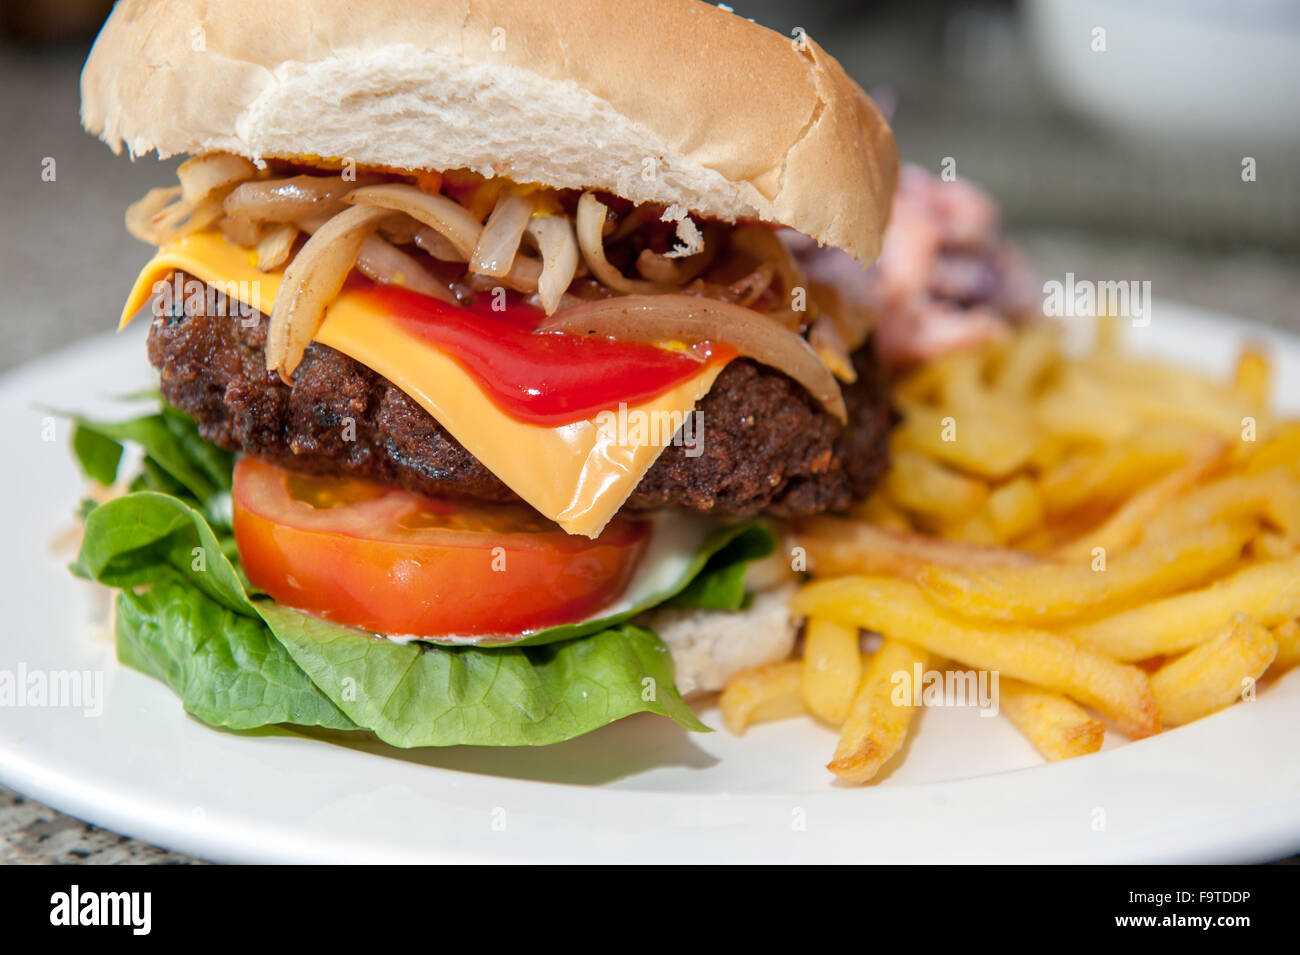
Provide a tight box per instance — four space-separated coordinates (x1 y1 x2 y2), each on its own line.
81 0 897 264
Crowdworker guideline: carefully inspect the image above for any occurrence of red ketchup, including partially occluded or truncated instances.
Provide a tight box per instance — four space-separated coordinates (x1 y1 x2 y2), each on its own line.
364 284 733 427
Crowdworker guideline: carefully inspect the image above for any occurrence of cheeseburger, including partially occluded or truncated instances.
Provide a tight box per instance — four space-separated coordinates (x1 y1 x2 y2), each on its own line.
74 0 904 745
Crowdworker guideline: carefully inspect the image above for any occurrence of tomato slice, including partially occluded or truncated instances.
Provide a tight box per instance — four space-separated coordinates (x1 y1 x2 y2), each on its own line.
232 458 650 637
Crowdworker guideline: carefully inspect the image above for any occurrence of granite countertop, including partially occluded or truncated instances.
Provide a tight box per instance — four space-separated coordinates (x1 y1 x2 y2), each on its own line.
2 23 1297 865
0 788 198 864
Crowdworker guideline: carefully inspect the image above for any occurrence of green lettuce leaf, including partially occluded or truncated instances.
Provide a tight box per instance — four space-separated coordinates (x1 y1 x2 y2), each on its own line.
261 604 707 746
71 424 124 486
117 570 355 732
66 401 778 746
666 519 777 611
63 405 234 527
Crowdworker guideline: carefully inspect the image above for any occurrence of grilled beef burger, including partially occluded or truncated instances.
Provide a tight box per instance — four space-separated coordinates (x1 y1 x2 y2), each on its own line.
73 0 900 746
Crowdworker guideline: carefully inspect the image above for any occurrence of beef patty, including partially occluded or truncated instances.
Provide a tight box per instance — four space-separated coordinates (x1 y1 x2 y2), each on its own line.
146 289 894 518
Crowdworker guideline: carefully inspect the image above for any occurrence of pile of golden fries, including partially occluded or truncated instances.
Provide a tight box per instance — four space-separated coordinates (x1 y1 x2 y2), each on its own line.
721 316 1300 783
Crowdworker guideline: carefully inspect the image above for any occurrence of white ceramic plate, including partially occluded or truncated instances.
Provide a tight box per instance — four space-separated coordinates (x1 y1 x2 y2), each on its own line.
2 304 1299 864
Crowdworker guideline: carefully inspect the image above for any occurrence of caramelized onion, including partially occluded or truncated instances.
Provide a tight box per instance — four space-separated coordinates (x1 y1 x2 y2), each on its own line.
126 176 234 245
344 183 480 260
379 217 423 245
732 225 806 308
809 312 857 383
255 224 297 271
356 235 457 304
538 294 847 422
413 227 462 261
728 263 776 307
575 192 662 294
156 198 224 243
500 254 542 294
125 186 181 242
291 208 457 303
177 153 257 204
526 214 580 314
220 213 264 247
266 205 393 381
471 193 534 277
224 175 355 223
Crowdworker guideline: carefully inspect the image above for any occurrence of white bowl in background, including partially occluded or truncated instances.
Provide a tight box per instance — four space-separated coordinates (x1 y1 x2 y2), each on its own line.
1024 0 1300 146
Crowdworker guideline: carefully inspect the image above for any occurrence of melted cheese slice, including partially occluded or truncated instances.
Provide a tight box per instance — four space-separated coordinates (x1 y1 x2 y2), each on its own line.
121 232 726 537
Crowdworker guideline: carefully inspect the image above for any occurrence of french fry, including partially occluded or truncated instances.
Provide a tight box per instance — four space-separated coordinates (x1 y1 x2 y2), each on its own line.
1243 422 1300 476
937 512 1001 545
828 637 930 783
893 399 1037 479
1034 369 1142 443
719 661 804 734
779 318 1299 784
1053 438 1225 558
801 618 861 725
999 678 1105 761
1265 482 1300 542
1249 530 1295 562
1063 554 1300 660
1026 432 1080 472
791 577 1160 738
935 349 988 410
984 475 1045 542
1038 424 1201 515
885 447 987 522
1271 620 1300 673
1233 345 1272 412
1138 466 1296 543
1150 615 1277 726
794 516 1042 578
891 357 947 405
1071 359 1258 439
919 522 1253 624
848 490 912 532
991 323 1061 398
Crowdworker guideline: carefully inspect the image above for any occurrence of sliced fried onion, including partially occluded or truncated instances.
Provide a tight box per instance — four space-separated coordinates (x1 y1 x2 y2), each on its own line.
356 235 457 304
732 225 807 310
575 192 662 294
471 192 534 277
177 153 258 204
538 294 847 422
125 154 258 245
413 227 462 261
220 213 264 248
255 224 298 271
526 214 580 314
126 188 227 245
125 186 181 242
728 263 776 307
291 209 457 304
636 230 715 286
153 195 223 237
500 254 542 294
809 311 857 383
266 205 393 381
223 175 355 223
379 217 424 245
344 183 480 260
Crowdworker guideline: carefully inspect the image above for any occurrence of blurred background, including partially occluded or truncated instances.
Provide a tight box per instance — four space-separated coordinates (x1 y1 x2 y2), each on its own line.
0 0 1297 861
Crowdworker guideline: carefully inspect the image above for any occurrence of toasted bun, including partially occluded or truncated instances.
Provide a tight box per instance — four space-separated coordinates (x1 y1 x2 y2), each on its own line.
81 0 896 264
